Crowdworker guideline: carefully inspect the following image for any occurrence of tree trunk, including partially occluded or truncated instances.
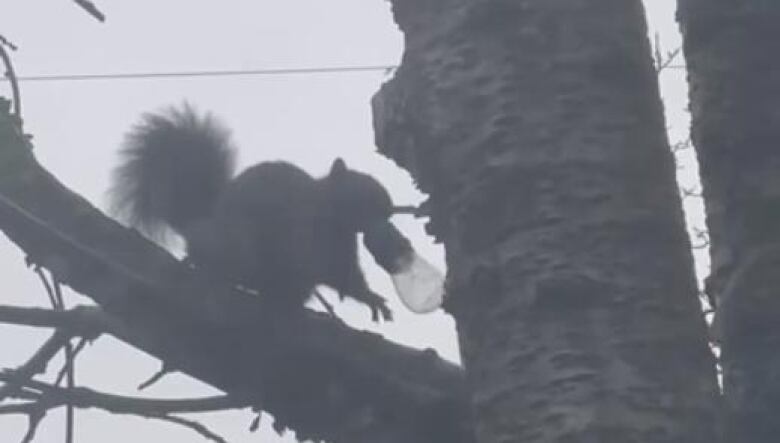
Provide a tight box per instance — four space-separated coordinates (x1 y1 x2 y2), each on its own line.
374 1 720 442
678 1 780 441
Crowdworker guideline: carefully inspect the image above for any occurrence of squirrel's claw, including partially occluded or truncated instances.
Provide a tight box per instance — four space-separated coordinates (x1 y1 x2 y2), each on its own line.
367 294 393 322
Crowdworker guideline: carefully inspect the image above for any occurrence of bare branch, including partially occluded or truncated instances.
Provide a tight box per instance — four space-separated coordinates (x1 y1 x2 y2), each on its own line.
0 304 107 337
0 374 248 414
54 337 89 386
248 412 262 432
72 0 106 22
657 48 682 73
0 329 71 402
137 363 173 391
0 301 104 443
671 137 692 153
149 414 228 443
691 227 711 250
34 266 59 308
0 35 21 123
20 408 45 443
1 383 52 443
0 35 18 51
0 375 241 443
652 33 683 74
49 277 76 443
0 376 240 443
313 288 337 318
392 205 419 215
681 186 703 199
31 264 78 443
63 343 75 443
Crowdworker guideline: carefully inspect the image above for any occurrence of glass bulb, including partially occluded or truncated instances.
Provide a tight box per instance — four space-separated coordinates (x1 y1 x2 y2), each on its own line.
363 220 445 314
389 251 444 314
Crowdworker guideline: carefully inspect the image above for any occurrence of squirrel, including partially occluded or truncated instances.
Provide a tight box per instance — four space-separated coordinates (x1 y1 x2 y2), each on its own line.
109 104 393 321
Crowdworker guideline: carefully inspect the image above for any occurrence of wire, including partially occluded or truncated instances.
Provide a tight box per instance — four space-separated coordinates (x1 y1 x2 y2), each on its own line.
1 64 398 83
0 63 687 84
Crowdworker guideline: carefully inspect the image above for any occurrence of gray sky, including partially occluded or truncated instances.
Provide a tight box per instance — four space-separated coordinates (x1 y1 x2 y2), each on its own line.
0 1 703 442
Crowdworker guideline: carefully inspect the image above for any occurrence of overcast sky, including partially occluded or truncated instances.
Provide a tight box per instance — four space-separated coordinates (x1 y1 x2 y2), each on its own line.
0 1 703 442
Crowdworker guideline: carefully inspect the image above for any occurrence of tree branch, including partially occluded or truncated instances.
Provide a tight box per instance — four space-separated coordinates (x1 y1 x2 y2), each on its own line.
0 374 247 414
0 304 108 336
147 414 228 443
0 36 21 122
72 0 106 23
20 407 45 443
0 329 71 402
137 362 172 391
55 337 89 386
0 376 239 443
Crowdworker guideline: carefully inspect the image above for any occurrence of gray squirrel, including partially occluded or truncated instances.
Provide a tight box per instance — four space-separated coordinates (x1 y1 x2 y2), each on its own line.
109 104 393 321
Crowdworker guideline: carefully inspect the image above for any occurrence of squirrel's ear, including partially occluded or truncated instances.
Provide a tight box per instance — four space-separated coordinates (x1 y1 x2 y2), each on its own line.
330 158 348 175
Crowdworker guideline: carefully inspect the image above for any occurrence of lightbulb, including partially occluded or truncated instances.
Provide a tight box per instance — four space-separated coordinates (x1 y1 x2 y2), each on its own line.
363 221 445 314
389 251 444 313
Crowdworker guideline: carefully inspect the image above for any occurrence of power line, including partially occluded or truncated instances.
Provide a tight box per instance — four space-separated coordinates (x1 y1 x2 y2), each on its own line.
0 62 687 84
1 64 398 83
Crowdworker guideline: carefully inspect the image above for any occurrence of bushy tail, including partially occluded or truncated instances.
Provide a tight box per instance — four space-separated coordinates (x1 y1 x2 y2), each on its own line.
109 104 236 239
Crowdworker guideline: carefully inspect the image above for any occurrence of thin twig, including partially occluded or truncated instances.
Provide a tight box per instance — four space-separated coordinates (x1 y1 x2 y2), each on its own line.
52 276 65 309
691 227 710 250
0 35 18 51
72 0 106 22
20 409 45 443
681 186 703 199
137 363 172 391
34 266 77 443
34 266 59 312
313 289 337 318
52 278 76 443
656 48 682 73
671 137 692 153
249 412 262 432
150 414 228 443
63 343 75 443
54 338 88 386
0 35 22 125
652 32 683 74
392 205 419 215
3 395 56 443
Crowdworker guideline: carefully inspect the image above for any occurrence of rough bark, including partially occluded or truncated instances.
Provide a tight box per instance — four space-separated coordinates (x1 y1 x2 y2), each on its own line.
0 98 473 443
678 2 780 441
373 1 720 442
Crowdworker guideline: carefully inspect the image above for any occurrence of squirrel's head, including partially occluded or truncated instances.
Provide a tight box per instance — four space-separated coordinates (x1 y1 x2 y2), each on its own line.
326 158 393 232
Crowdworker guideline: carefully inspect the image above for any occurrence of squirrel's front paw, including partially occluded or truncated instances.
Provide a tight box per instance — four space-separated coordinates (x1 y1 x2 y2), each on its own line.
368 293 393 322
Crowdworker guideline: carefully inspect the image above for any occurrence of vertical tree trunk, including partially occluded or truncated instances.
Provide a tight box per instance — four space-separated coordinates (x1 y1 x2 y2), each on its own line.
374 1 720 442
679 2 780 441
